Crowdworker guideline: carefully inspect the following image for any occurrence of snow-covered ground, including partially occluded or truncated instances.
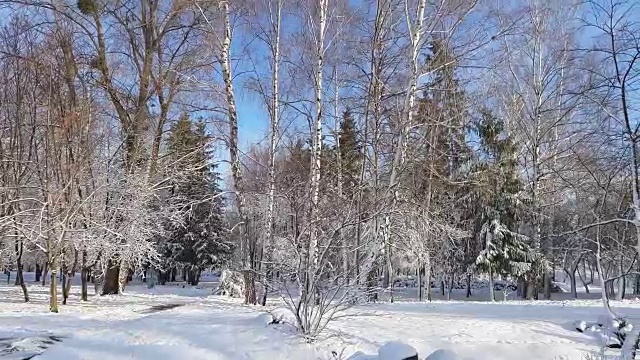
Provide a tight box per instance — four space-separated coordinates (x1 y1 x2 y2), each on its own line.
0 273 636 359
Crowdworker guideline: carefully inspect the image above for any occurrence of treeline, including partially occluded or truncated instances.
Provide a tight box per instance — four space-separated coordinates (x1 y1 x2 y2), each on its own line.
0 0 638 338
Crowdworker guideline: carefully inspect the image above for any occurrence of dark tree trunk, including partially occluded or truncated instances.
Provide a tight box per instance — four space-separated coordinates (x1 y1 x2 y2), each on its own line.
526 280 536 300
15 240 28 302
62 272 68 304
35 263 41 282
243 270 257 304
182 267 187 282
188 268 200 286
440 280 445 297
417 264 423 301
170 267 177 282
81 268 89 301
543 271 551 300
42 261 48 286
466 273 472 298
102 260 120 295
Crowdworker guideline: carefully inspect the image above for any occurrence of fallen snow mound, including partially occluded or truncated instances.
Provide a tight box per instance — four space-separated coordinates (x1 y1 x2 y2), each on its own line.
378 341 418 360
425 349 459 360
0 329 63 359
347 341 419 360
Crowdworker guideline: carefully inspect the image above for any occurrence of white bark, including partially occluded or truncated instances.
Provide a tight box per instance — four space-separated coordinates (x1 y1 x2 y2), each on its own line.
262 0 282 305
380 0 427 300
308 0 328 299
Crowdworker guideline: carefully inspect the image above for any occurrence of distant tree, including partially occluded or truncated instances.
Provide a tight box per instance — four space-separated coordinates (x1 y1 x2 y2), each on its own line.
337 109 362 199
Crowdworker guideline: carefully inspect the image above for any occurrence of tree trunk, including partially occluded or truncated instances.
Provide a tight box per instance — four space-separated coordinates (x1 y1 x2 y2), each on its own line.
62 271 68 305
489 268 495 302
466 273 472 298
526 280 536 299
616 277 625 301
387 244 394 303
170 267 177 282
102 260 120 295
35 263 41 283
187 267 200 286
63 264 75 305
118 263 128 294
81 268 89 301
543 271 551 300
569 271 577 299
425 260 431 302
417 263 423 301
16 260 28 302
243 270 256 304
49 267 58 313
42 261 48 286
517 279 525 298
15 239 28 302
261 0 282 308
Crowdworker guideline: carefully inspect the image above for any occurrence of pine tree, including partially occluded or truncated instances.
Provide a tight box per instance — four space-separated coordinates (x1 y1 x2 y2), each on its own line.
163 114 233 285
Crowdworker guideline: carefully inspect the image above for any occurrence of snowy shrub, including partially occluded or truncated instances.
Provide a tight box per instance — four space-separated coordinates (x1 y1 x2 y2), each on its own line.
575 320 588 333
269 307 297 325
215 269 244 297
256 313 276 325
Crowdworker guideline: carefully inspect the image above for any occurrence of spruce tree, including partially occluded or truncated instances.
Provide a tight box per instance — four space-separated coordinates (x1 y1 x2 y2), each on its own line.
164 114 233 285
338 108 362 198
473 110 546 300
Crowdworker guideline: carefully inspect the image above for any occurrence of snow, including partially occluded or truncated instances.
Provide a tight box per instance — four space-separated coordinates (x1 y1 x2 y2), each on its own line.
377 341 417 359
425 349 460 360
574 320 588 332
1 272 638 359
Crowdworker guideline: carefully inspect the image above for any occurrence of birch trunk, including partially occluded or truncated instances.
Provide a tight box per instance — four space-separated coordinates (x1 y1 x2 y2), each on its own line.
333 66 348 285
307 0 327 305
261 0 282 306
382 0 427 285
217 1 256 304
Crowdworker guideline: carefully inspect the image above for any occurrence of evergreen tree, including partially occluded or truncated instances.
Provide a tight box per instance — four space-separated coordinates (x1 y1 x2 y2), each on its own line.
337 108 362 198
164 114 233 285
473 110 546 300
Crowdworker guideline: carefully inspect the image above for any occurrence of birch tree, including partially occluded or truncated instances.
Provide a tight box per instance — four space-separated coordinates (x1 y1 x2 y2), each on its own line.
495 0 582 299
